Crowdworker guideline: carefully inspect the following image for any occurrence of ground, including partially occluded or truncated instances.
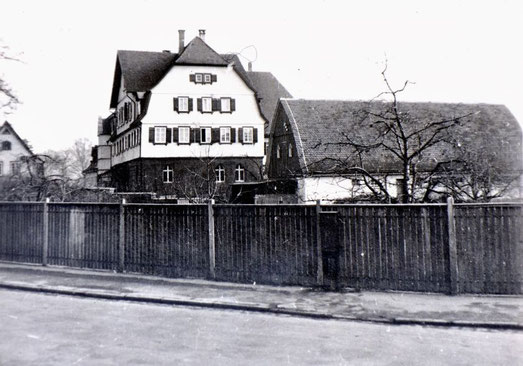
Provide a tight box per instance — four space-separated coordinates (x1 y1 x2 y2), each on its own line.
0 289 521 365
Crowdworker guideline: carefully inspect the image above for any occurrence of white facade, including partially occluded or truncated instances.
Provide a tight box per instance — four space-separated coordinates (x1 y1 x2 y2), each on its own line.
110 64 265 167
0 123 33 176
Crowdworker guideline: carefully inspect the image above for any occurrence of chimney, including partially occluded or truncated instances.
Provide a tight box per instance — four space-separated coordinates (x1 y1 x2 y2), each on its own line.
178 29 185 53
248 62 252 72
199 29 206 41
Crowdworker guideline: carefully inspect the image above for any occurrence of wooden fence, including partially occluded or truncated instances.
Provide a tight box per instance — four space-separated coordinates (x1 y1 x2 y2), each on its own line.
0 200 521 294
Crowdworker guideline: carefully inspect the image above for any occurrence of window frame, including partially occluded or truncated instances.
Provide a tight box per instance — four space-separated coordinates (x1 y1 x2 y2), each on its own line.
154 126 167 144
178 96 189 113
201 97 212 113
220 97 231 113
178 126 191 144
2 141 11 151
163 165 174 183
220 127 231 144
10 161 21 175
234 164 245 183
200 127 212 144
242 127 254 144
215 164 225 183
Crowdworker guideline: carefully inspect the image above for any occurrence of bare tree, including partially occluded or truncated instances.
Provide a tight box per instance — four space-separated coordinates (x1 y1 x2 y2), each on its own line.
0 43 21 113
316 64 476 203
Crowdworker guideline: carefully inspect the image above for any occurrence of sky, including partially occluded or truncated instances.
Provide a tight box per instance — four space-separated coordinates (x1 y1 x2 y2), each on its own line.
1 0 522 153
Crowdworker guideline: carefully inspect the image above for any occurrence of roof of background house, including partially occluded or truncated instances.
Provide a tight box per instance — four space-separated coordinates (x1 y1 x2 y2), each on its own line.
0 121 34 156
276 99 522 175
247 71 293 133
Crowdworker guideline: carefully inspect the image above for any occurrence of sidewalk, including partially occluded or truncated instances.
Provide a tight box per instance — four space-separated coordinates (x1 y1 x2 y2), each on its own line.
0 261 521 330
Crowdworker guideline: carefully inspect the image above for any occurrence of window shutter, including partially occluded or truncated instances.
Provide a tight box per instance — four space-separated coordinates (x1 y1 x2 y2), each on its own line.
231 128 236 143
188 98 193 111
193 129 200 143
173 98 178 111
211 74 217 83
253 128 258 143
172 128 179 143
212 98 219 112
166 128 172 143
211 128 220 143
230 99 236 112
189 74 195 82
238 128 243 143
190 128 195 143
197 98 202 112
149 128 154 143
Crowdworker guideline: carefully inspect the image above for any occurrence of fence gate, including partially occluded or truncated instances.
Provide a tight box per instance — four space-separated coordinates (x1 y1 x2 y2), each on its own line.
319 210 342 290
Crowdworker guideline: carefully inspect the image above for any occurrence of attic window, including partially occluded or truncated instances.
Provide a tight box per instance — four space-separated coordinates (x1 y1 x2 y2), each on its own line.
190 73 217 84
1 141 11 151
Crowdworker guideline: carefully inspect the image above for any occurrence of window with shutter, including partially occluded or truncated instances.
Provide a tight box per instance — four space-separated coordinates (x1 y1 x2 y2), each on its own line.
200 127 211 144
195 73 203 83
220 127 231 143
177 97 189 113
204 74 211 83
201 97 212 113
243 127 254 144
154 127 167 144
220 98 231 113
178 127 190 144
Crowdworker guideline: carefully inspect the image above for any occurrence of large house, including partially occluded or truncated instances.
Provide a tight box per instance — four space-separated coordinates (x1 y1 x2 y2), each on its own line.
90 30 291 202
0 121 34 178
266 99 523 203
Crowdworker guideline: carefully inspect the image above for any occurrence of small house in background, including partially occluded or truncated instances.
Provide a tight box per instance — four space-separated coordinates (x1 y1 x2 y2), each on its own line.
88 30 291 202
0 121 35 178
265 99 523 203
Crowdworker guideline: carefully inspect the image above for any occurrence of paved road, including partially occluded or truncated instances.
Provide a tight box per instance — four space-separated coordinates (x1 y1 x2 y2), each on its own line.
0 289 521 365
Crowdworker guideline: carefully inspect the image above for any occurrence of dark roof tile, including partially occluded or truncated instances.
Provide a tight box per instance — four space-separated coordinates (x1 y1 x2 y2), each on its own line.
280 99 522 174
247 71 292 133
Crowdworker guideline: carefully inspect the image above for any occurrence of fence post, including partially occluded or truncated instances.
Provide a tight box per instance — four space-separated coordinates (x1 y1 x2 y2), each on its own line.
447 197 459 294
42 198 50 266
208 200 216 279
315 200 324 286
118 198 126 273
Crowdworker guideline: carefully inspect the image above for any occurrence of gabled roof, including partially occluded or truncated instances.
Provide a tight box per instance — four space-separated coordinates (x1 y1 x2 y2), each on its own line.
110 50 177 108
108 37 292 124
175 37 228 65
247 71 293 133
274 99 522 175
0 121 34 156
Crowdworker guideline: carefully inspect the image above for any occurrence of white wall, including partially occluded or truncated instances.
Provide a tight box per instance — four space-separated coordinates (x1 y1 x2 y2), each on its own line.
0 128 32 176
140 65 265 159
297 175 402 203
